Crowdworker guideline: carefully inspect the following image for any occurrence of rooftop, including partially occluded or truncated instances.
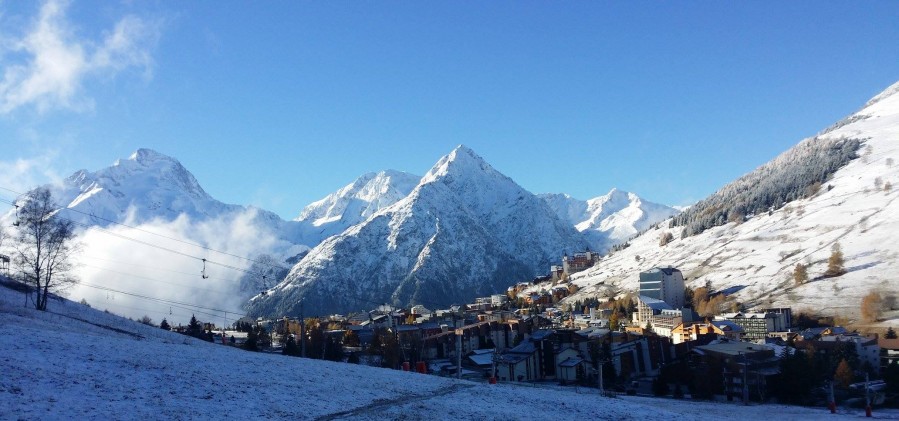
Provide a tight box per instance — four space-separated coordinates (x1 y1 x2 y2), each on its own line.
695 341 773 357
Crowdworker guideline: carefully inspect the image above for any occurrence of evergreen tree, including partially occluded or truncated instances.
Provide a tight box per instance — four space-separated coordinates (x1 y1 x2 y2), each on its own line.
367 329 383 356
159 318 171 331
602 358 616 386
243 327 259 352
886 327 898 339
324 336 343 362
684 287 695 308
775 347 815 404
825 243 846 277
672 383 684 399
669 136 860 238
187 315 204 339
307 320 324 359
283 335 300 356
652 377 670 396
884 362 899 393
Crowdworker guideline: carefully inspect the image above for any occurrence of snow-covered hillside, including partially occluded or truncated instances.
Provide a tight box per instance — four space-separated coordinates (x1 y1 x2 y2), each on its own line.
0 284 877 420
247 146 590 317
560 81 899 320
540 189 679 252
295 170 420 243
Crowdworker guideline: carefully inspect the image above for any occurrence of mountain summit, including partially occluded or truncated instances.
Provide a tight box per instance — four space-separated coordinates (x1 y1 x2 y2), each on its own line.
539 189 679 251
247 146 590 317
58 148 238 225
295 170 420 242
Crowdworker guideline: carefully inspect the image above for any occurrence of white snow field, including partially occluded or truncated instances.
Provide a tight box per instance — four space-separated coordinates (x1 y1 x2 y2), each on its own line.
1 286 892 420
552 81 899 320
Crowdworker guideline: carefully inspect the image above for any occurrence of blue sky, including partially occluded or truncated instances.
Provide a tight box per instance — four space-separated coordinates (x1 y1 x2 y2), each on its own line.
2 1 899 218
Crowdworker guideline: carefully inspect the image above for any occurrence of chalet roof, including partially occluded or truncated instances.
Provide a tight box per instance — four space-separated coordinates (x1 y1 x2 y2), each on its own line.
638 296 673 312
645 266 681 276
416 322 441 331
576 327 611 339
694 341 773 357
719 312 774 319
530 329 555 341
558 357 584 368
800 326 848 340
395 325 420 333
508 340 537 355
711 320 744 333
496 352 530 364
879 338 899 350
347 313 370 323
468 351 495 367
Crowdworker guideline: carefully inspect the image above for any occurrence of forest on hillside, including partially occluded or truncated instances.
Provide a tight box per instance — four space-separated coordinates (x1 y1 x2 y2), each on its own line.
670 135 862 237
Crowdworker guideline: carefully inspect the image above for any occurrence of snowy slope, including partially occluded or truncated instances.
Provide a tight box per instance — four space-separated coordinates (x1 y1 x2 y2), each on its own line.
558 81 899 320
540 189 679 252
247 146 590 317
295 170 420 243
1 284 880 420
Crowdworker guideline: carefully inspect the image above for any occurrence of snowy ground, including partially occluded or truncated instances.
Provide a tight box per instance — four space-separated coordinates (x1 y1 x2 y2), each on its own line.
1 285 896 420
541 81 899 321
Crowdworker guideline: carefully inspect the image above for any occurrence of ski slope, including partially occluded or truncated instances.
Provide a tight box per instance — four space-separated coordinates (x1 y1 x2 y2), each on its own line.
0 284 889 420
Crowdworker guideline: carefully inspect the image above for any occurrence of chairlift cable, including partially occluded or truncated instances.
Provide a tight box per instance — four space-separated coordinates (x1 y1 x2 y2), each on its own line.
0 187 283 269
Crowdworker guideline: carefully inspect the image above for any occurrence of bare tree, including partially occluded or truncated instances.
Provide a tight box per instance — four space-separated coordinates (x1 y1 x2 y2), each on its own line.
793 263 808 286
659 232 674 246
13 187 79 311
825 242 846 277
861 291 883 323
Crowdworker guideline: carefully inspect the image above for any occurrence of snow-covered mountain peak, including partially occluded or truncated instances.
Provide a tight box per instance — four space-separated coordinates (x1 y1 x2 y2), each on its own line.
864 80 899 108
248 146 589 316
590 187 635 207
414 146 538 225
421 145 504 185
540 189 679 252
125 148 176 165
294 169 420 241
45 149 255 229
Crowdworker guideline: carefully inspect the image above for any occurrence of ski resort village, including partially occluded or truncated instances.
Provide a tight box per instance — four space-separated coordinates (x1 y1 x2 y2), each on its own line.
4 1 899 419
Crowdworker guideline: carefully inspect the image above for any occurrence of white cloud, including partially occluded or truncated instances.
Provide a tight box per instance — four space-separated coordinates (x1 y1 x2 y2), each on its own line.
66 209 294 325
0 0 160 114
0 152 63 196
